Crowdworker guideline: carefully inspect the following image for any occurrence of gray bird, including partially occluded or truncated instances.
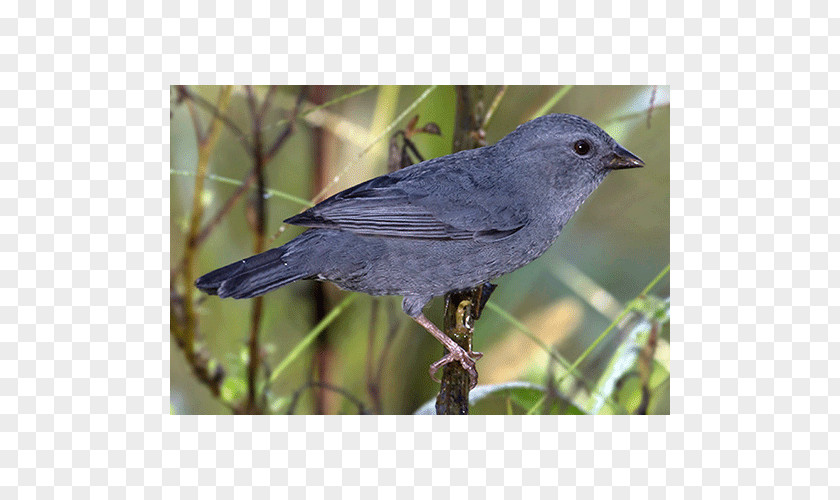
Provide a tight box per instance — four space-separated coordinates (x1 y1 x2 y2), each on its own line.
195 113 644 388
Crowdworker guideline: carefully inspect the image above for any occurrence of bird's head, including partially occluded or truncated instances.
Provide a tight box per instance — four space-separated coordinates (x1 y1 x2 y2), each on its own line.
502 113 644 186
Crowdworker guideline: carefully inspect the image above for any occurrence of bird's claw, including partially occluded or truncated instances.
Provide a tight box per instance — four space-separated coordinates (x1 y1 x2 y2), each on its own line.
429 347 481 389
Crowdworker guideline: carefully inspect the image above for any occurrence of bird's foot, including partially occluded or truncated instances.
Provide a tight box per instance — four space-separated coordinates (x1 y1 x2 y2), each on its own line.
429 347 482 389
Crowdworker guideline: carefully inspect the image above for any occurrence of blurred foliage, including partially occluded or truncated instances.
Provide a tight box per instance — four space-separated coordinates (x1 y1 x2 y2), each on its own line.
170 85 670 415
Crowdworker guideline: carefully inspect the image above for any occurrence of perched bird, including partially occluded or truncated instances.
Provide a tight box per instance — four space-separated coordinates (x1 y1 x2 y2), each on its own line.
196 113 644 388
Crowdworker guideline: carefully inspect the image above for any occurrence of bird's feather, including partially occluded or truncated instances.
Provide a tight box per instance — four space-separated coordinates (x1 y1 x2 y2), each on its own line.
286 148 528 241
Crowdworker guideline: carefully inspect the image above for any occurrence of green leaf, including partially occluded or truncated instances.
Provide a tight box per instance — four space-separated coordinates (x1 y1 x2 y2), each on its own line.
221 377 247 404
270 395 292 414
413 381 585 415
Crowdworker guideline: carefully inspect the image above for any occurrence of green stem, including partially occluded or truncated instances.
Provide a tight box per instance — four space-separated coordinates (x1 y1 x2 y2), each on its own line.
531 85 573 119
557 264 670 385
268 294 357 385
170 169 314 208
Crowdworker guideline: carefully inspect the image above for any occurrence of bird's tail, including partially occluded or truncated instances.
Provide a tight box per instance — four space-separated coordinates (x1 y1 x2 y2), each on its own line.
195 235 315 299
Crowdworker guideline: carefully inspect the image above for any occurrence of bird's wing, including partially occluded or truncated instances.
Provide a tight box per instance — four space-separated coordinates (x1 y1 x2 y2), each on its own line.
285 155 527 241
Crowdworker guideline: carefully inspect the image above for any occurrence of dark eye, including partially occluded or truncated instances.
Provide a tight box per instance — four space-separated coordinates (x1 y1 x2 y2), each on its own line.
574 140 591 156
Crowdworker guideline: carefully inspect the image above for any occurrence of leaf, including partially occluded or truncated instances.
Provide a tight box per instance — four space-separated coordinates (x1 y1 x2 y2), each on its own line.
413 381 585 415
270 395 292 414
221 377 247 404
419 122 442 136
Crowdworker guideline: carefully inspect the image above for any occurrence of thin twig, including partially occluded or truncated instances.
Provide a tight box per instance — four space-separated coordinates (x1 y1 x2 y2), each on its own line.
244 85 269 413
310 85 438 204
258 85 375 135
170 302 230 410
647 85 657 129
181 85 233 363
184 93 204 143
365 300 382 413
193 170 256 246
169 170 313 207
306 86 334 415
266 87 306 159
240 86 307 412
170 87 308 283
264 86 439 245
607 103 670 126
177 85 253 156
258 85 279 122
482 85 507 129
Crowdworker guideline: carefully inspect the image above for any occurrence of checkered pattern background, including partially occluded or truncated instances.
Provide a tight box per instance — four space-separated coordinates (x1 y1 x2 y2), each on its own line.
3 0 836 496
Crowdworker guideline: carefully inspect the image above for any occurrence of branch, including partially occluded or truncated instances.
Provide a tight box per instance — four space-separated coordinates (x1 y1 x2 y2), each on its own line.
176 85 253 157
436 86 492 415
435 283 495 415
180 85 233 363
244 85 269 413
169 87 307 283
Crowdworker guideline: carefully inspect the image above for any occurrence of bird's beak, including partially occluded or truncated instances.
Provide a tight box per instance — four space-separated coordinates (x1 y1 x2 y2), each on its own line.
608 145 645 170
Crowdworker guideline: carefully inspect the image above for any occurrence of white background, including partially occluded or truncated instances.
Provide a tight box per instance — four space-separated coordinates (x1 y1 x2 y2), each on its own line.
3 0 837 497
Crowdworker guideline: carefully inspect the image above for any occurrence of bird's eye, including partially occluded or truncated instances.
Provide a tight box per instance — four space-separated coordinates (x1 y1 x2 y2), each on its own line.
573 140 591 156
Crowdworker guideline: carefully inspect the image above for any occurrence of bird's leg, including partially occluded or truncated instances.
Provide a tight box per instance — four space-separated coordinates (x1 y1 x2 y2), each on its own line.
411 313 479 388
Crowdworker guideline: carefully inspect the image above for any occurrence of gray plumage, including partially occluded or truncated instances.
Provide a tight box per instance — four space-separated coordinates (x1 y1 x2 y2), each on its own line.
195 113 643 386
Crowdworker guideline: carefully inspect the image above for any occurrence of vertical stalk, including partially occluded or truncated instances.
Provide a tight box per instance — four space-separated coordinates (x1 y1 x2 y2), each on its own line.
182 85 233 363
435 284 495 414
244 85 267 413
436 86 490 415
310 85 332 414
